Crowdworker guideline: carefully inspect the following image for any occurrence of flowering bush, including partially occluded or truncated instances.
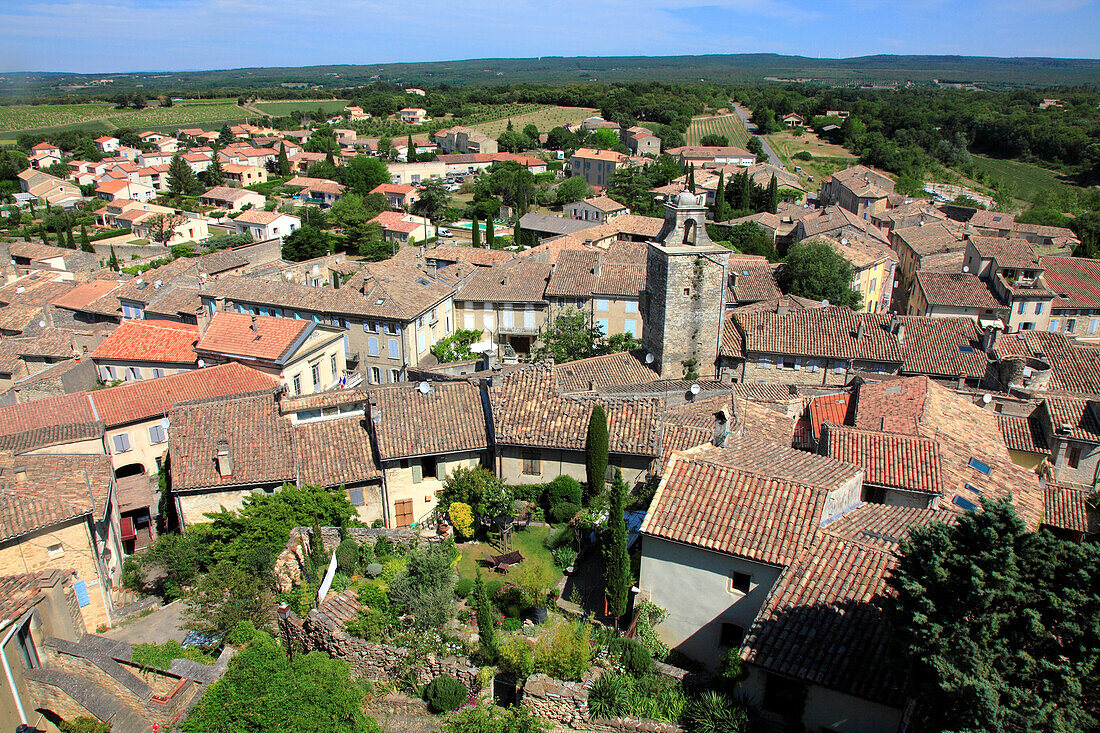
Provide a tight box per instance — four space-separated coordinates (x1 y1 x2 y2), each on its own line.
449 502 475 540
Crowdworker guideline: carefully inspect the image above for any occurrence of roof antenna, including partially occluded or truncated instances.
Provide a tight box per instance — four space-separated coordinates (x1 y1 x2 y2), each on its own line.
250 315 258 332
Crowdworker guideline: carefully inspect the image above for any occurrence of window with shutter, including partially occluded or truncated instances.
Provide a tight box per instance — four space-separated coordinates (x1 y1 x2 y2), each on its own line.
113 434 131 452
411 463 423 483
348 487 364 506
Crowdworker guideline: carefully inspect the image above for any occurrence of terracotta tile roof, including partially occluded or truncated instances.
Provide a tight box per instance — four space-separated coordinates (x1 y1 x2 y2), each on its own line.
1040 256 1100 310
457 260 552 303
708 434 862 489
915 272 1003 309
490 363 658 455
0 273 76 308
734 382 800 402
579 196 627 212
515 235 596 265
368 381 488 460
571 147 629 163
552 351 657 394
234 210 291 226
145 285 203 319
823 424 941 495
734 307 903 363
736 398 799 447
195 312 311 362
295 416 381 485
896 316 989 380
727 264 781 304
0 571 68 623
641 445 838 566
891 222 966 257
0 391 97 440
426 245 513 267
200 186 252 202
90 320 199 364
279 388 368 415
571 214 664 243
997 413 1050 456
993 331 1100 395
822 503 955 550
853 377 929 435
50 280 124 312
370 183 415 195
1040 396 1100 443
970 236 1039 268
90 361 280 427
823 231 897 269
1043 484 1089 533
0 419 103 455
0 453 113 541
807 392 852 442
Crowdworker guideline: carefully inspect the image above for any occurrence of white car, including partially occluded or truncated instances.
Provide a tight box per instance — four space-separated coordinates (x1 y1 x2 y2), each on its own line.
437 228 453 238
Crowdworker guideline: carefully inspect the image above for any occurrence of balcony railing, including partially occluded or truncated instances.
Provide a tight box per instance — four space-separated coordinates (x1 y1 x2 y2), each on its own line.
497 323 540 336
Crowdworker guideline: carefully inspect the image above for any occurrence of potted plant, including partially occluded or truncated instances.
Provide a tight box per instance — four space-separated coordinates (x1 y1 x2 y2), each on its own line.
514 564 554 624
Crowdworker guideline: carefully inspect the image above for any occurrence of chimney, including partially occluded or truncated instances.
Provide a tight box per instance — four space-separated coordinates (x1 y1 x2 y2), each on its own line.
250 315 258 332
894 318 905 346
1059 422 1074 435
728 272 738 289
13 466 26 483
856 320 864 340
776 298 789 316
215 439 233 478
980 324 1001 352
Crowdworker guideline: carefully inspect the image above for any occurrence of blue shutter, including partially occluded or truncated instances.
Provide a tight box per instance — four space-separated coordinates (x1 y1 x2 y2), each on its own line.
74 580 90 607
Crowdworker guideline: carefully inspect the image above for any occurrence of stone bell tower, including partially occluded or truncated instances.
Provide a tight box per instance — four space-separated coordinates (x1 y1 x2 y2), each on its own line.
643 190 730 379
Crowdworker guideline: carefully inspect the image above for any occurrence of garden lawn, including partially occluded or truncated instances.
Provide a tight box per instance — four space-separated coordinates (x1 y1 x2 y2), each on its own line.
454 525 562 587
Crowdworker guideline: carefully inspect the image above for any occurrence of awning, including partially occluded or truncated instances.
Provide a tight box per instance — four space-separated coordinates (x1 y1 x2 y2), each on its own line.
120 516 136 542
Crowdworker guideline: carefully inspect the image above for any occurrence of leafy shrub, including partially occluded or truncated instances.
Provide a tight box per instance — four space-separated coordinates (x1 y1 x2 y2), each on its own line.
716 648 748 690
610 638 652 676
502 617 523 632
441 702 548 733
59 718 111 733
380 556 406 583
131 640 215 670
449 502 475 540
546 475 582 508
589 673 629 718
552 546 577 569
495 584 528 618
633 600 671 661
455 577 475 598
374 536 394 557
682 690 749 733
533 618 591 681
358 542 375 566
511 483 546 504
793 151 813 161
424 675 468 713
345 583 397 640
485 579 505 599
335 538 359 573
496 636 534 677
543 525 573 550
550 502 581 524
121 558 144 592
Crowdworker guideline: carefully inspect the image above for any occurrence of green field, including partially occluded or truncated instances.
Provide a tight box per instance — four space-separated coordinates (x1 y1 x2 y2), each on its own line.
0 98 261 137
685 114 751 148
252 99 348 116
968 155 1079 204
471 105 597 138
0 103 113 132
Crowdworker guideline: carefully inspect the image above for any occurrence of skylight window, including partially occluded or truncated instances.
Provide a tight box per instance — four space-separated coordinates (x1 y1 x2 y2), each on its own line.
968 457 991 475
964 483 982 495
375 299 385 305
958 345 975 353
952 495 979 512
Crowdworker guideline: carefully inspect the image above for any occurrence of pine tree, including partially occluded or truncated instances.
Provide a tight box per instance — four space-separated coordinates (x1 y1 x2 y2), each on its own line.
585 404 609 499
167 153 197 197
506 118 514 132
206 156 226 187
277 142 290 177
687 163 696 193
217 123 234 147
604 468 630 627
766 173 779 214
471 214 480 247
107 244 119 271
484 216 494 246
473 569 496 652
713 171 728 222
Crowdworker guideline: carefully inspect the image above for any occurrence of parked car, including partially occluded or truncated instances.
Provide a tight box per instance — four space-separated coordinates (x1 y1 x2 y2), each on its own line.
438 228 453 238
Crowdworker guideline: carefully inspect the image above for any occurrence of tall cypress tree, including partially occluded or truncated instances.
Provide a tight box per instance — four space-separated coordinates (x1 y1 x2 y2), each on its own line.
513 216 524 249
471 214 480 247
484 216 494 247
473 569 496 653
687 163 696 193
79 223 94 253
206 156 226 187
406 134 415 162
40 224 48 246
739 169 752 211
217 123 234 147
766 173 779 214
108 244 119 271
713 171 728 222
585 404 609 499
604 468 630 627
277 142 290 177
65 227 76 249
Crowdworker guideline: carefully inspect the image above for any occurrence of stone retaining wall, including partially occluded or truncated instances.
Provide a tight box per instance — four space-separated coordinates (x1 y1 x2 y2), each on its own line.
273 526 418 593
521 673 684 733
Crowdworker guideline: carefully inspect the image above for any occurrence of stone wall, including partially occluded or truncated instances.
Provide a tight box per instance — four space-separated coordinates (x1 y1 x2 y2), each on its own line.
285 605 479 692
521 673 683 733
273 526 418 594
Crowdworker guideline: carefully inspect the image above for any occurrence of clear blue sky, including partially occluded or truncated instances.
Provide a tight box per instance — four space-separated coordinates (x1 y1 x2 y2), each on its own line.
1 0 1096 73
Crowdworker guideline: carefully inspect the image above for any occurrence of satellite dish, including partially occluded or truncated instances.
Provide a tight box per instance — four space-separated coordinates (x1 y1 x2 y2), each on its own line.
161 418 170 430
644 353 654 364
982 394 992 404
962 265 969 273
689 383 701 395
822 299 830 307
197 359 205 368
38 320 46 328
417 381 431 394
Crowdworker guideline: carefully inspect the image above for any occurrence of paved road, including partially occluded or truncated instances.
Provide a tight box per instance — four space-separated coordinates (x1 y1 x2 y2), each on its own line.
732 103 781 165
105 600 188 645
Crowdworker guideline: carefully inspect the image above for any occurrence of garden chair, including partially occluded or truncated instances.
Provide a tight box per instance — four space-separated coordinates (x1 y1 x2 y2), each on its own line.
482 550 524 573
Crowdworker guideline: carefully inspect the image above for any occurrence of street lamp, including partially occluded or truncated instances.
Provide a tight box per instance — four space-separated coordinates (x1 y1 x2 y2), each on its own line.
276 602 293 659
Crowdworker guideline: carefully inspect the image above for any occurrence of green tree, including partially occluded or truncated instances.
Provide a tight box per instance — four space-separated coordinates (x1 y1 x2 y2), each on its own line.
388 541 457 629
107 244 119 271
39 223 48 246
889 500 1100 732
65 227 76 249
342 155 388 196
277 142 291 177
522 123 540 144
606 167 655 214
738 168 751 211
699 133 729 147
484 216 494 246
442 703 548 733
687 163 696 193
79 223 93 253
777 239 862 309
167 153 199 196
473 569 496 653
585 404 609 500
537 309 604 363
216 123 234 147
604 469 630 626
184 561 271 638
471 214 481 247
282 224 330 261
350 221 389 261
712 171 729 222
765 173 779 214
723 221 777 260
554 176 591 206
411 179 449 222
142 531 201 600
183 630 374 733
204 155 226 187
